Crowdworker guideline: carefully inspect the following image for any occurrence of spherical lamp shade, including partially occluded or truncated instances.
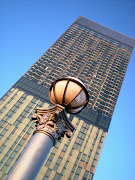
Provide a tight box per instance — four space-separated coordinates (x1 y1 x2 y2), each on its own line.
49 77 89 114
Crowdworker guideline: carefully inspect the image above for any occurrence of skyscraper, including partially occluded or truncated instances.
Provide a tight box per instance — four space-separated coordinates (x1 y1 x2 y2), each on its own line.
0 16 134 180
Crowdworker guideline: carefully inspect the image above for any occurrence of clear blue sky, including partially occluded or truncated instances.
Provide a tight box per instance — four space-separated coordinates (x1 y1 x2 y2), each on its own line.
0 0 135 180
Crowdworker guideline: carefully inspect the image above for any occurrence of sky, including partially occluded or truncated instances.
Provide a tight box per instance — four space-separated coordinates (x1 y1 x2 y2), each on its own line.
0 0 135 180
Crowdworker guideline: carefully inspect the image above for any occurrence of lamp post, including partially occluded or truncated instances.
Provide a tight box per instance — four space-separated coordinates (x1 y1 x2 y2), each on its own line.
6 77 89 180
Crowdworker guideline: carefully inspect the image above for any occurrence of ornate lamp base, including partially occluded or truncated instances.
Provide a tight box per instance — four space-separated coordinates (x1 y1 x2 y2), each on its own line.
32 104 75 145
6 105 75 180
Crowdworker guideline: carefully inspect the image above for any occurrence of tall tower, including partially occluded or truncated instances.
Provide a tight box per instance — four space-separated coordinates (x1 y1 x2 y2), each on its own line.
0 16 134 180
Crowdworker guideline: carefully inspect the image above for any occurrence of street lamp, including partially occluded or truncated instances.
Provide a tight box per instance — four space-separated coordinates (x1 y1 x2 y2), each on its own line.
6 77 89 180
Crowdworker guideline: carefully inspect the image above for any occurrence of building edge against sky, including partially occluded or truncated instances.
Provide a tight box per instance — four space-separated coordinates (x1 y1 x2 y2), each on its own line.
0 16 134 180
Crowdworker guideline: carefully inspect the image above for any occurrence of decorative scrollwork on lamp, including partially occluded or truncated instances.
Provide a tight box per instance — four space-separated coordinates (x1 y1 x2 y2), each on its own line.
32 104 74 145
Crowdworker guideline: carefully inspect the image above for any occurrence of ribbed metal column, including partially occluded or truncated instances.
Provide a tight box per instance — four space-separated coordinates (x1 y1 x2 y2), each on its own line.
6 133 53 180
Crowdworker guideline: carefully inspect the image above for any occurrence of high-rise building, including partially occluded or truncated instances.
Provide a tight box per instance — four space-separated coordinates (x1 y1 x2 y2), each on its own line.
0 16 134 180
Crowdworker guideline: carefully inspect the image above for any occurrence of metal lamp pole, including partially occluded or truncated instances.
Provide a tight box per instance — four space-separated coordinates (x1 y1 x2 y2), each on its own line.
6 105 74 180
6 77 89 180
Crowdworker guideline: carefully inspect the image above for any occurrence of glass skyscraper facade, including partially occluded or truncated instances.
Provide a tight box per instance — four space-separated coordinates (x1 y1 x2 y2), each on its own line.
0 16 134 180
